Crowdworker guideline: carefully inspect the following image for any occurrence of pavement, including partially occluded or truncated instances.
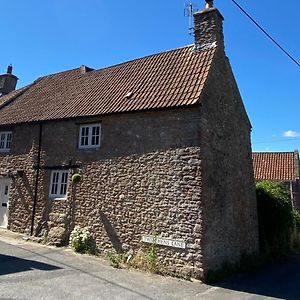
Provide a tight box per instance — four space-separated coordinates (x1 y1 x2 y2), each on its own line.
0 229 300 300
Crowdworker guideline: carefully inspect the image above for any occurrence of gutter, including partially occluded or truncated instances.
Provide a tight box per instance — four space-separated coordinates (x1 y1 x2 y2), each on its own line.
30 122 43 236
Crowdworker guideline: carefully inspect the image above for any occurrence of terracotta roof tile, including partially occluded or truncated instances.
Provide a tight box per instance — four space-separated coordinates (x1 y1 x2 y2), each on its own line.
0 45 216 125
252 151 300 182
0 85 31 109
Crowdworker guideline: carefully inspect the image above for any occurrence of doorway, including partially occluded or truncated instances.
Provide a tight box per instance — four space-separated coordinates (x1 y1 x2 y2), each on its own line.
0 178 11 228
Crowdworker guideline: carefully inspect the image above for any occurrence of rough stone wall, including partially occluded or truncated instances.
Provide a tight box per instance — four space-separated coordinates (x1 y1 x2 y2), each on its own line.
73 147 203 277
0 124 40 233
199 48 259 274
0 54 259 278
194 8 224 51
2 108 205 278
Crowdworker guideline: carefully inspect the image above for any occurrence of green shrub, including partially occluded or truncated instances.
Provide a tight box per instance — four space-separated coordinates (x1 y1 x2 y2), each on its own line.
71 173 82 185
294 210 300 229
256 180 294 257
69 226 95 254
130 238 159 273
107 250 125 268
146 240 158 270
292 210 300 250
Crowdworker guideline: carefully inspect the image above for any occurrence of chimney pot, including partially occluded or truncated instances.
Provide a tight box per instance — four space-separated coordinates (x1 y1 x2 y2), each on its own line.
205 0 214 9
7 64 13 74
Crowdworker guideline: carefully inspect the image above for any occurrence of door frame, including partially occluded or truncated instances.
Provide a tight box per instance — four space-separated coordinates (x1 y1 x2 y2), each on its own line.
0 177 11 228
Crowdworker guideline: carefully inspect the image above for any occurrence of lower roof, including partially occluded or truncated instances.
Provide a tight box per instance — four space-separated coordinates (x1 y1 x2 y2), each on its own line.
252 151 299 182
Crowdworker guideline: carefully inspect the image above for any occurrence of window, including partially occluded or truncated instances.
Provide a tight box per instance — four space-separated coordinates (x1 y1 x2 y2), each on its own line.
79 124 101 149
0 131 12 152
4 185 9 195
49 170 69 199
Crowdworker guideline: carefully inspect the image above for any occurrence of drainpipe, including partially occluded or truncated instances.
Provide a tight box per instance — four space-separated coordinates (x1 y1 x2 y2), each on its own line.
30 122 43 236
290 181 295 209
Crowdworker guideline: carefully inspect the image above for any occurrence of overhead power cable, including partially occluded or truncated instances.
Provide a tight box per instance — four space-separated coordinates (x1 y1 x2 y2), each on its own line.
252 137 300 145
231 0 300 69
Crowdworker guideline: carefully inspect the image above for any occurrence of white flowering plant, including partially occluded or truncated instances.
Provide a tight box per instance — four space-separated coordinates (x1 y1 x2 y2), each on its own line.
69 226 95 254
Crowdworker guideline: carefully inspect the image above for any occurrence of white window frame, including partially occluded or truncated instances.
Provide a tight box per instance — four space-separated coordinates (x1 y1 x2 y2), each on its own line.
0 131 12 152
49 170 69 199
78 123 101 149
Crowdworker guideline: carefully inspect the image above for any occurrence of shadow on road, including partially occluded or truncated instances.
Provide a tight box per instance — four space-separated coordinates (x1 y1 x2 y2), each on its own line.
0 254 61 276
217 254 300 300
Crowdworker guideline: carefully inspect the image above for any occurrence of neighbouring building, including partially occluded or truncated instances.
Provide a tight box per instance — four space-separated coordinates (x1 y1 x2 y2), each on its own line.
253 151 300 210
0 1 259 279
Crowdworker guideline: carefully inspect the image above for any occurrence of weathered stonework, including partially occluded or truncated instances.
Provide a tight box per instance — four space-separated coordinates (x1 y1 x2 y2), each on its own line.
1 108 206 278
0 5 259 280
0 73 259 279
199 48 259 274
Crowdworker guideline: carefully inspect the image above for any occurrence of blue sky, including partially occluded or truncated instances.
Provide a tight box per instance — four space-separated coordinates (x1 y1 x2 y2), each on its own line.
1 0 299 152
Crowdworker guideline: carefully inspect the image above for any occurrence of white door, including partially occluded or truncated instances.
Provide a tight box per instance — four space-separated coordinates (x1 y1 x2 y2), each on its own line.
0 179 11 228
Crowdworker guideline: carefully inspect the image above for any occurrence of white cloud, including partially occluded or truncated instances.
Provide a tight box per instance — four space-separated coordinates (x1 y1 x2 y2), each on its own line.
283 130 300 138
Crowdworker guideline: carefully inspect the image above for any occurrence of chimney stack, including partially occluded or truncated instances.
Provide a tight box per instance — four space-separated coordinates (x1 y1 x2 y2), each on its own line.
194 1 224 51
0 65 18 96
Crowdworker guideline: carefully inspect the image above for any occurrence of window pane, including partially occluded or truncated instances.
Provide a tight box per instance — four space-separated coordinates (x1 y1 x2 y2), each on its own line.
62 172 68 184
0 133 5 149
80 127 89 146
59 172 68 196
51 172 59 195
60 182 67 195
91 126 100 146
6 133 12 149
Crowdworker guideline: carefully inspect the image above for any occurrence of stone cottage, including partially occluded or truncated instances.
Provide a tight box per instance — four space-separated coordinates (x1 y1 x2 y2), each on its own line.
0 1 259 279
253 151 300 210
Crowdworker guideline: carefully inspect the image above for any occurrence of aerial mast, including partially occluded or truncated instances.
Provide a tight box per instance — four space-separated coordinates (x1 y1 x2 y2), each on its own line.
184 2 199 35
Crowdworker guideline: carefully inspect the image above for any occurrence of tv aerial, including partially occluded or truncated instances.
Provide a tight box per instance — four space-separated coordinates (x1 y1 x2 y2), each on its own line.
184 2 199 35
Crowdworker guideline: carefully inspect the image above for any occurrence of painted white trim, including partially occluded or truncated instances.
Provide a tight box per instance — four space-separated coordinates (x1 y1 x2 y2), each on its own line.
49 170 69 199
0 131 12 152
0 178 11 228
78 123 101 149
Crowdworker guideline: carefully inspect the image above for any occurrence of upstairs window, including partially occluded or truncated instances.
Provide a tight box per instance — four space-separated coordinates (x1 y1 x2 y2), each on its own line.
79 124 101 149
0 131 12 152
49 170 69 199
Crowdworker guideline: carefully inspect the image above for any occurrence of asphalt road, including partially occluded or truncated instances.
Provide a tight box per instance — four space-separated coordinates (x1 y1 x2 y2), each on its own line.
0 232 299 300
